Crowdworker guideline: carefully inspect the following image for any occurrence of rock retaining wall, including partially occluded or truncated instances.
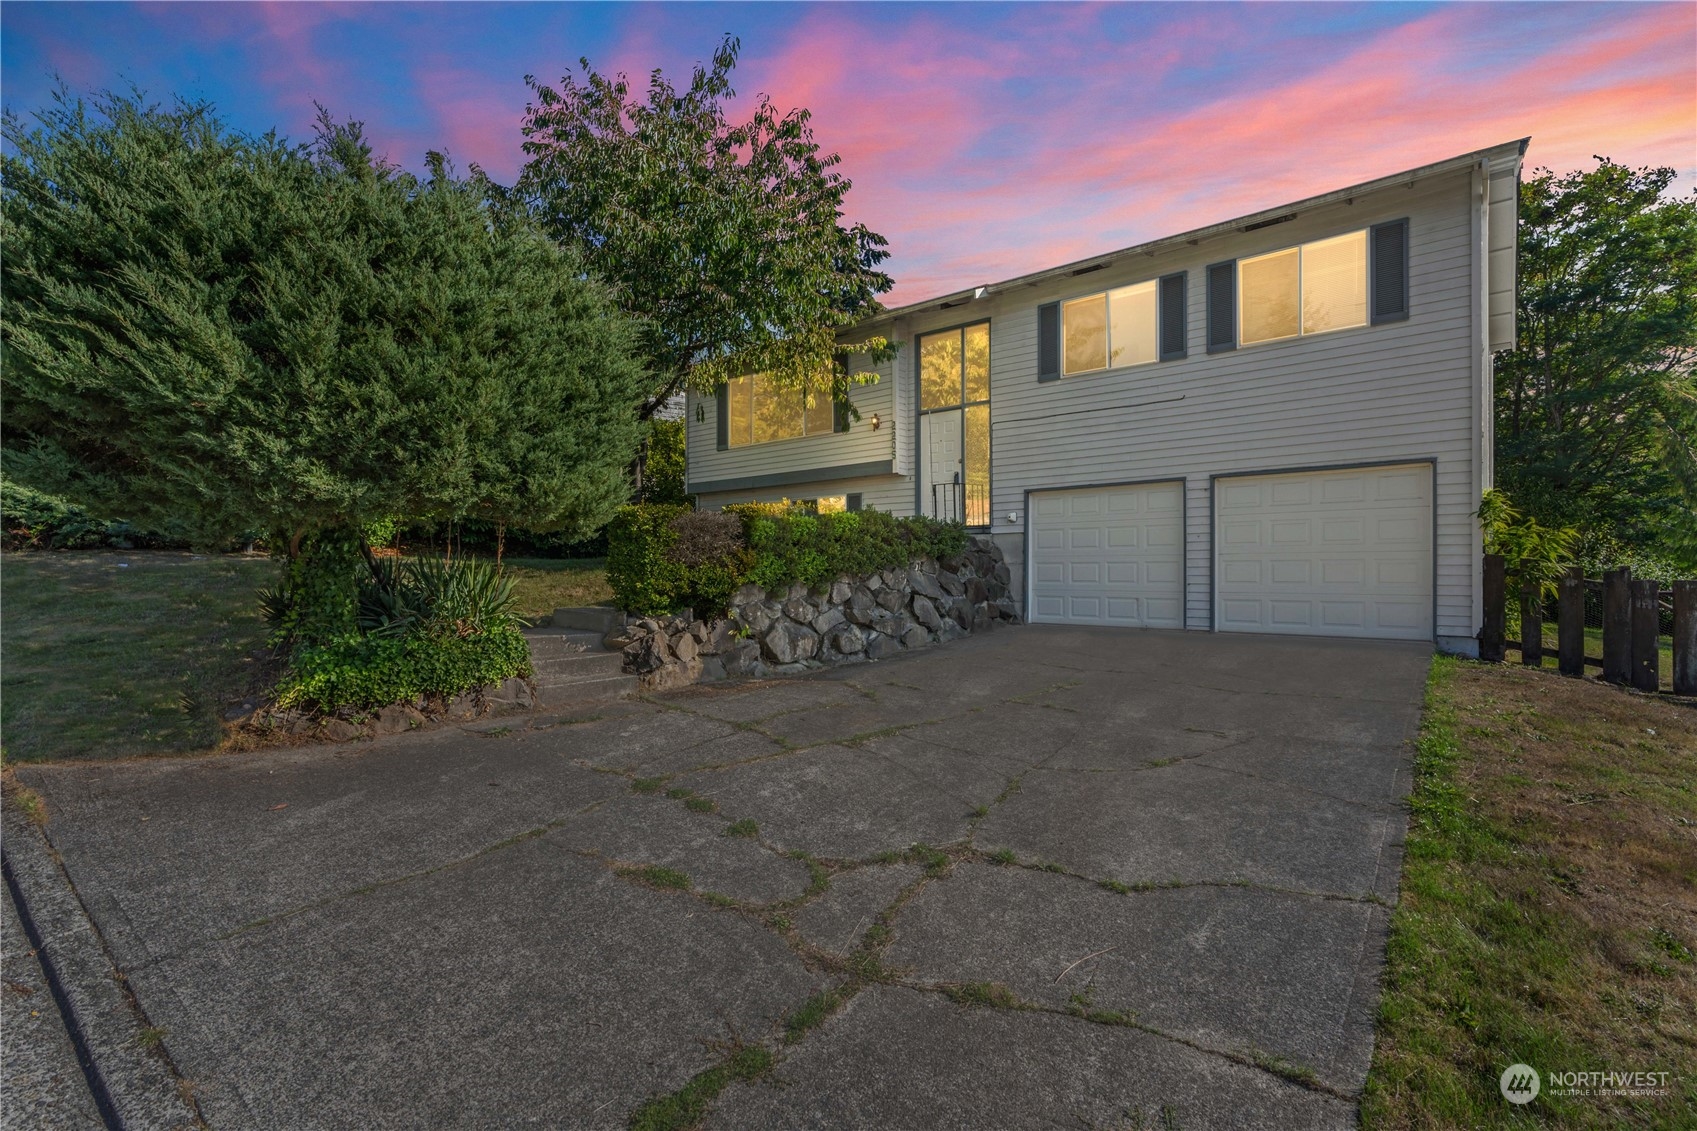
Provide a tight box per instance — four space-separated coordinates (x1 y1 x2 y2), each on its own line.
612 536 1018 690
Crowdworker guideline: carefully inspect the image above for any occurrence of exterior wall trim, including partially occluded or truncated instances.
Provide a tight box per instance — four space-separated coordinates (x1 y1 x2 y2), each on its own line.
687 459 896 497
1206 458 1440 644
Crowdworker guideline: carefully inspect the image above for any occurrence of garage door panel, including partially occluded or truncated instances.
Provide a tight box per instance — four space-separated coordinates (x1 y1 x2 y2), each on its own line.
1216 464 1432 641
1029 482 1184 628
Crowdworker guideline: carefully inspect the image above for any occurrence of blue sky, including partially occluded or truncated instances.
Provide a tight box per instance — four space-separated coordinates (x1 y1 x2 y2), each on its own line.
5 2 1692 302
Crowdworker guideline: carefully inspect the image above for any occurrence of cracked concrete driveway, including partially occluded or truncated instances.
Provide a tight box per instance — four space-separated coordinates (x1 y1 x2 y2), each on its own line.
9 624 1429 1130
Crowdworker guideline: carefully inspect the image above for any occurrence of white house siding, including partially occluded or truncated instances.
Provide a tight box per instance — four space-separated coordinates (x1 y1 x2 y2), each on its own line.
695 471 913 515
891 168 1484 647
683 147 1518 653
684 354 901 497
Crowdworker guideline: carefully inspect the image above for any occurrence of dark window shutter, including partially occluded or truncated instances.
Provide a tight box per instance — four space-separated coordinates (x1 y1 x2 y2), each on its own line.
1206 261 1236 353
1158 272 1187 361
834 396 850 433
1371 218 1410 324
846 493 863 513
1037 302 1060 382
715 385 729 450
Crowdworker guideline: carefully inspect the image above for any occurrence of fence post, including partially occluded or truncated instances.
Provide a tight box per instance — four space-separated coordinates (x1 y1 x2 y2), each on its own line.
1675 580 1696 697
1519 587 1542 668
1558 566 1585 677
1630 580 1659 692
1602 567 1632 685
1480 554 1506 662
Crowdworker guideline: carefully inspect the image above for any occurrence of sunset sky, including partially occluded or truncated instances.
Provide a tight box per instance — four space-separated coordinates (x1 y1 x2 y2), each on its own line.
4 2 1692 304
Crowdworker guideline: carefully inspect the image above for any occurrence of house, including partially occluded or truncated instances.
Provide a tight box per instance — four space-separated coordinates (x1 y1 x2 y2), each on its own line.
684 139 1528 656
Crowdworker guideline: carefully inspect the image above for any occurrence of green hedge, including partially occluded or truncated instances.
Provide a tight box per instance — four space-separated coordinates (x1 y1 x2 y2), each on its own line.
606 503 968 617
276 626 532 711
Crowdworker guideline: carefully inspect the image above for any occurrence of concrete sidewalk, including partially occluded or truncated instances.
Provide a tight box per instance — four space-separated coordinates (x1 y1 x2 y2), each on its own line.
6 626 1429 1129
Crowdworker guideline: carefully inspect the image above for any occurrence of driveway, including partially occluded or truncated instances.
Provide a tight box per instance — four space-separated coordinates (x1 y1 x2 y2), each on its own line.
8 625 1429 1130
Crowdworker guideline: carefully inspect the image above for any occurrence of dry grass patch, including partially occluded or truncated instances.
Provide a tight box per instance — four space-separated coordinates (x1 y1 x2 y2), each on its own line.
1364 657 1696 1129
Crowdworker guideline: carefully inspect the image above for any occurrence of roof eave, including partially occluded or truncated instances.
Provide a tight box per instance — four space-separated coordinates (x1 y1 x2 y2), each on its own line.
850 137 1530 334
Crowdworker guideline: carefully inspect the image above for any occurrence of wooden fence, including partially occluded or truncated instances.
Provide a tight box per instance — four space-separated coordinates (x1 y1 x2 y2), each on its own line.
1479 556 1696 695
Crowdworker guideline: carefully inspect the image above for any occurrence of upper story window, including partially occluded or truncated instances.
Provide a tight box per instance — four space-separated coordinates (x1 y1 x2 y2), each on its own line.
1062 280 1158 376
1238 229 1367 346
724 373 835 447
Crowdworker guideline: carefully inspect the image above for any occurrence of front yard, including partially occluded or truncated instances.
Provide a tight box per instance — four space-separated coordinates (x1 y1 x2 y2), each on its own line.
1365 657 1697 1127
0 551 611 761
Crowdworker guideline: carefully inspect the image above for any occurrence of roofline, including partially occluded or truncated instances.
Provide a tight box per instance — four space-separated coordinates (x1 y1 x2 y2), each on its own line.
851 137 1530 332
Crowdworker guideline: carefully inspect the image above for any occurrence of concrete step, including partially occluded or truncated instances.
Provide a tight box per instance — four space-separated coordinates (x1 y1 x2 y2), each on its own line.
552 606 624 632
533 672 639 708
524 628 605 657
531 650 625 680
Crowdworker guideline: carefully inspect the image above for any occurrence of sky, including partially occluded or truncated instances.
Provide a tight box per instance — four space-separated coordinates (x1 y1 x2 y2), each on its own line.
4 2 1693 305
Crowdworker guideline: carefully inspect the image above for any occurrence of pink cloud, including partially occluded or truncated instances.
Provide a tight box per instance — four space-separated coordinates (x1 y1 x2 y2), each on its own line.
815 2 1697 303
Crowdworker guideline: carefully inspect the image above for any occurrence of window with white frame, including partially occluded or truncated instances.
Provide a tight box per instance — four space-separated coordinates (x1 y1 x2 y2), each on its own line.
1239 230 1367 346
1061 280 1159 376
723 373 835 447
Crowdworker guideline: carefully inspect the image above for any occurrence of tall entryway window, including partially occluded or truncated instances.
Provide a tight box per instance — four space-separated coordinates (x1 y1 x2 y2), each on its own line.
917 322 990 528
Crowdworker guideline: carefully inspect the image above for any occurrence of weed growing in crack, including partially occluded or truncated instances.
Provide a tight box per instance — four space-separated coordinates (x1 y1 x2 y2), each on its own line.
990 848 1017 866
846 950 891 981
768 913 794 932
787 850 831 896
136 1026 168 1050
665 786 694 799
1249 1050 1319 1087
627 1044 774 1131
702 892 737 908
784 986 850 1044
861 923 892 949
615 864 691 892
631 777 667 795
942 982 1022 1010
1099 879 1131 894
907 843 950 875
970 805 990 819
724 818 759 838
1143 756 1181 768
684 796 718 814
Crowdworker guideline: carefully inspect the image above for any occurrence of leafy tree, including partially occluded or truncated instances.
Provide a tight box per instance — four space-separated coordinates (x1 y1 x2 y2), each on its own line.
516 34 895 422
2 92 648 597
640 418 692 506
1495 158 1697 568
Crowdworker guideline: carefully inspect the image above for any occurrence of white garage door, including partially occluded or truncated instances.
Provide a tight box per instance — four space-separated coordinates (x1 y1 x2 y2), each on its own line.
1215 464 1432 640
1029 482 1184 627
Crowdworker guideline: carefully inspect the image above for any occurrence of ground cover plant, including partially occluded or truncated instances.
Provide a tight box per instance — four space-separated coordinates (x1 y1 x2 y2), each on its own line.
1363 657 1697 1128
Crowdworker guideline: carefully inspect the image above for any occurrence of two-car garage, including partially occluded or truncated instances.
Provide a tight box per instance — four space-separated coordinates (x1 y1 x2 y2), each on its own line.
1027 463 1434 641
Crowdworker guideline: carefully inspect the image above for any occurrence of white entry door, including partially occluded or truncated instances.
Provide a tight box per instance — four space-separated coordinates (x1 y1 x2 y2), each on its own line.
920 409 963 521
1028 482 1185 627
1214 463 1433 640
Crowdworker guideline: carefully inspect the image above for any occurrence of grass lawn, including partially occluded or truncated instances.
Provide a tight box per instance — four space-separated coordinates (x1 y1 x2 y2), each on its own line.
492 555 613 619
1 550 613 761
1364 657 1697 1128
1 550 277 762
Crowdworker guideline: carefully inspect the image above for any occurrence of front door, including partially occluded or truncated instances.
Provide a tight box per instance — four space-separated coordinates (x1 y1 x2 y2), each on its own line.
917 322 990 526
921 409 964 521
